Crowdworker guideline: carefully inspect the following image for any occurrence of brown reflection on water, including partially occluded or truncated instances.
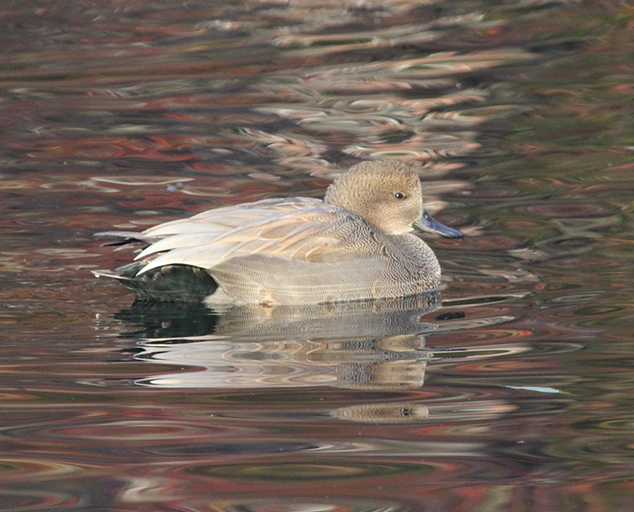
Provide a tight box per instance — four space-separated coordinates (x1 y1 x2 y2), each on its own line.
2 1 634 511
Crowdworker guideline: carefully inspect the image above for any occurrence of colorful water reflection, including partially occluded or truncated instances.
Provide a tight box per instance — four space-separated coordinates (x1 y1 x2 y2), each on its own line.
1 1 634 511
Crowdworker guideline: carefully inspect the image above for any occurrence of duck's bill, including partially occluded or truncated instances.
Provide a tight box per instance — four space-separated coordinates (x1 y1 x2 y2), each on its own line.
414 211 464 239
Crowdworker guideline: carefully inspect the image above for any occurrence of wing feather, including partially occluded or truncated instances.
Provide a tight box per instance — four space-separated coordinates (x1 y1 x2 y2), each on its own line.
144 197 321 237
134 204 383 276
134 231 227 260
138 243 236 274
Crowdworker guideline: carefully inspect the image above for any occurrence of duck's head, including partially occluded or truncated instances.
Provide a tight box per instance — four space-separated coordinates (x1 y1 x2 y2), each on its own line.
325 160 463 238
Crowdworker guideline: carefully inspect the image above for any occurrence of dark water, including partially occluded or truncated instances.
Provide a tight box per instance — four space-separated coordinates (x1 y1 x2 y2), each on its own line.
2 1 634 511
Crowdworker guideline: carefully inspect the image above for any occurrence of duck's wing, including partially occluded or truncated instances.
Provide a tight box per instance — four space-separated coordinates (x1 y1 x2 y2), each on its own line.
144 197 321 237
135 205 383 275
95 197 321 244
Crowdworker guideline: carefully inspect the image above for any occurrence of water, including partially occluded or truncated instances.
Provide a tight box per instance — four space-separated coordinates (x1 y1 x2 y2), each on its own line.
2 1 634 511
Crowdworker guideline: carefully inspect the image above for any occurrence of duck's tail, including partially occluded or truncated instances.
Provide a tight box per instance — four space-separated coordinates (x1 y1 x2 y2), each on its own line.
93 263 218 302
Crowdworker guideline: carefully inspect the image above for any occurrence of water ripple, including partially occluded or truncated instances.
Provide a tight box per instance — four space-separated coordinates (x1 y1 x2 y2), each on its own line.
180 498 408 512
0 490 78 512
0 460 80 480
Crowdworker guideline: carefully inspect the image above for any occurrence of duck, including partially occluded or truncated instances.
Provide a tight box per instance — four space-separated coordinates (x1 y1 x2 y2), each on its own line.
94 159 463 305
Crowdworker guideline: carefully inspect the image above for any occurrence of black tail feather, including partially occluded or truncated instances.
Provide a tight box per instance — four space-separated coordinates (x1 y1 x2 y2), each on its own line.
97 263 218 302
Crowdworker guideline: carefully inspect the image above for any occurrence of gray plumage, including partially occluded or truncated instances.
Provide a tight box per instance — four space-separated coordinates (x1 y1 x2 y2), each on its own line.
94 160 462 304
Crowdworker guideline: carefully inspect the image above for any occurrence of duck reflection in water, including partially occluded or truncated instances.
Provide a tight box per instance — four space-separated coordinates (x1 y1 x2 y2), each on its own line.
115 292 520 424
120 292 441 392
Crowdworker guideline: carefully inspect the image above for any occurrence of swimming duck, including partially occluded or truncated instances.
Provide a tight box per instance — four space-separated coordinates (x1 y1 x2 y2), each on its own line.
95 160 463 304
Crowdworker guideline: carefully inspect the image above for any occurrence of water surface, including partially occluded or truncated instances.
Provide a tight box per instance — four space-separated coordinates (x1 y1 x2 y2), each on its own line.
1 1 634 511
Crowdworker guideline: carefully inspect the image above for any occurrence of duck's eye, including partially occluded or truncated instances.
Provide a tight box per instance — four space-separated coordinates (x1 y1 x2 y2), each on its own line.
394 192 406 200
